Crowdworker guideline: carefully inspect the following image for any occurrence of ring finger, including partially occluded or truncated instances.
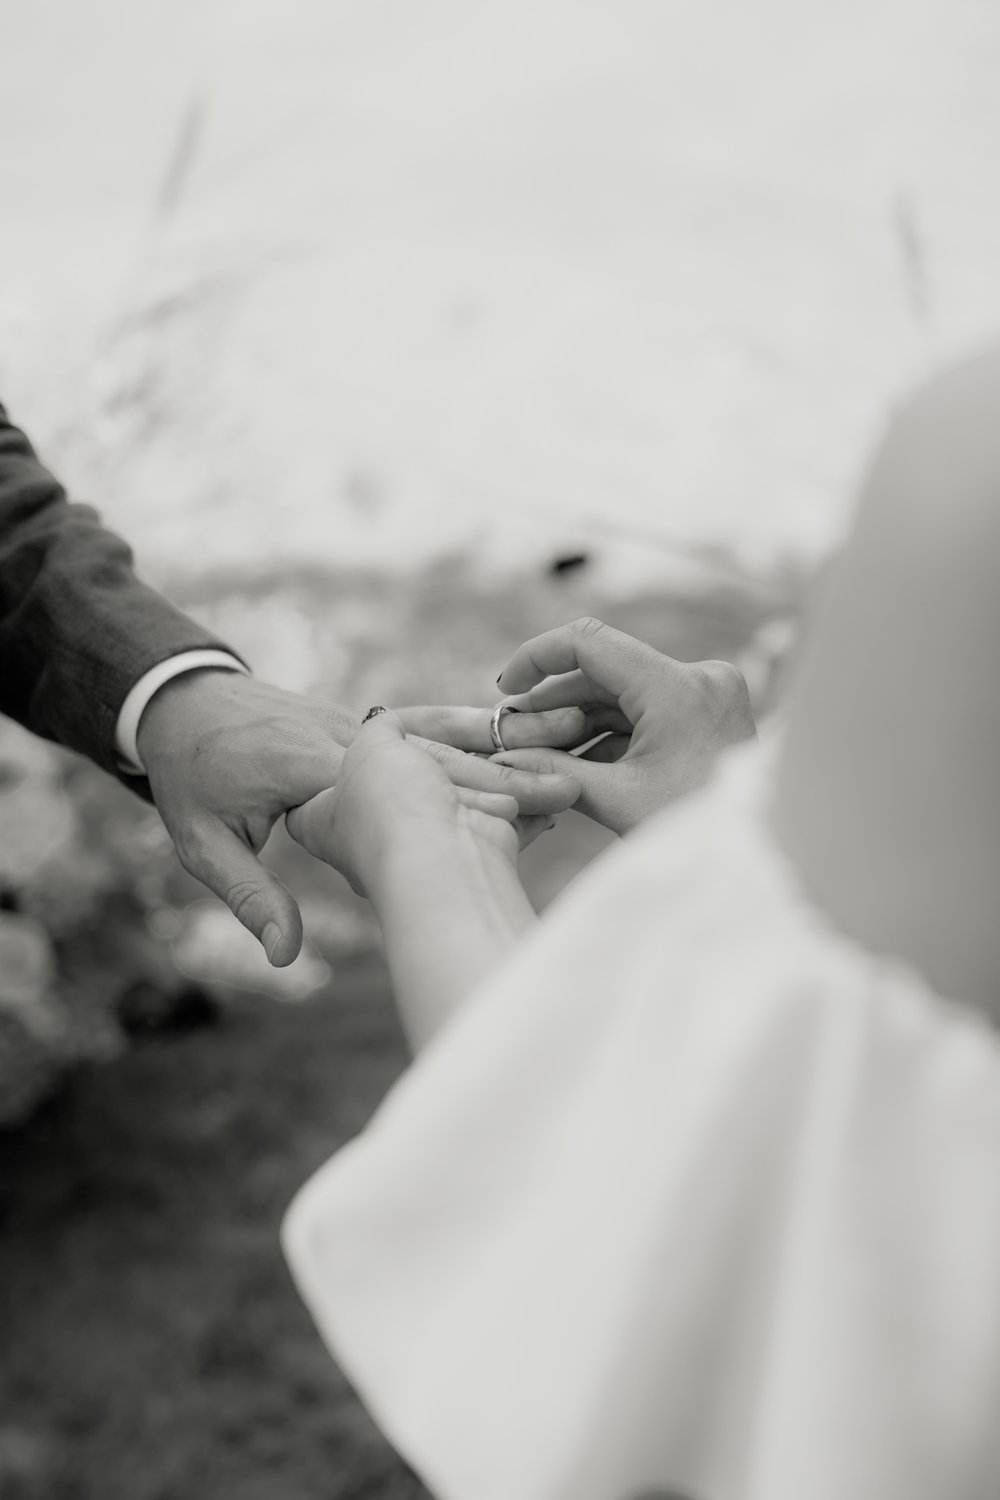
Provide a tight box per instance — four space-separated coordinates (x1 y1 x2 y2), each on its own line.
399 704 588 754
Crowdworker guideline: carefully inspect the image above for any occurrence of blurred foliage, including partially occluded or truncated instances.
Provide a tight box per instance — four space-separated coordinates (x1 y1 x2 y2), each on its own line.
0 968 431 1500
0 719 185 1126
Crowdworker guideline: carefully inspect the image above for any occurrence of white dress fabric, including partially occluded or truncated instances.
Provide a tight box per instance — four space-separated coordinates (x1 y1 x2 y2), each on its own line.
282 740 1000 1500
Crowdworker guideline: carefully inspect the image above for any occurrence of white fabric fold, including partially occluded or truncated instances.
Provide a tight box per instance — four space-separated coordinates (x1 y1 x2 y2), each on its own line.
284 741 1000 1500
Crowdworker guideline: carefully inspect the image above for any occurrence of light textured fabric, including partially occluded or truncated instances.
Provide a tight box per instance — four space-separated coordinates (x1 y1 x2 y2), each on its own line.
283 739 1000 1500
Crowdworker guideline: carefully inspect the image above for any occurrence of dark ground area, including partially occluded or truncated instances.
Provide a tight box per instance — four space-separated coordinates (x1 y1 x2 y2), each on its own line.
0 561 799 1499
0 962 429 1500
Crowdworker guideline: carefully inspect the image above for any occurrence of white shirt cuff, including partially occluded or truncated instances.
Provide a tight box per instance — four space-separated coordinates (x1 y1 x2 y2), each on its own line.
115 650 249 775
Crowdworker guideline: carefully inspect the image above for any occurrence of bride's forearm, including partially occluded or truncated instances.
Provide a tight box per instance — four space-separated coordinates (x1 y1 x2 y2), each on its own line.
369 829 537 1052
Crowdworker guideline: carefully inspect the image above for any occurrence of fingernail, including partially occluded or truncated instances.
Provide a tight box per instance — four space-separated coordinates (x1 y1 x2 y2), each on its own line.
496 674 503 686
262 922 283 964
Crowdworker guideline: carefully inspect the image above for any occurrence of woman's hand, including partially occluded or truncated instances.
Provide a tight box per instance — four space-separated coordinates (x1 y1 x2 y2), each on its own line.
396 703 590 757
490 618 756 835
285 710 562 899
287 711 551 1047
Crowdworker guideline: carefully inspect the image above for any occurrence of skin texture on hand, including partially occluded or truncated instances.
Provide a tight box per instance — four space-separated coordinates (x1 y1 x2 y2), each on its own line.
287 711 540 1048
286 710 544 900
137 671 353 967
490 617 757 835
136 669 579 966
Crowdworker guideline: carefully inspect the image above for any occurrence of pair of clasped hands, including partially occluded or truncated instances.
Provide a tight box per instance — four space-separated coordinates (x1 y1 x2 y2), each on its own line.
137 618 754 967
287 618 755 922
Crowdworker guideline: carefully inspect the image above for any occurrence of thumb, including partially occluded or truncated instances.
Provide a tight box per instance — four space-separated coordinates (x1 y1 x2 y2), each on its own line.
180 818 304 968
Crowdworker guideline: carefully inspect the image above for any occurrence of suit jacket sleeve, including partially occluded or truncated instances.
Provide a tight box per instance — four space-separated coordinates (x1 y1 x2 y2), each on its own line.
0 401 242 777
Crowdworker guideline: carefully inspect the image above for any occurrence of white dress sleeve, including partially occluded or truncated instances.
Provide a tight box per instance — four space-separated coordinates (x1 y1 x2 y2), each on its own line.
282 743 1000 1500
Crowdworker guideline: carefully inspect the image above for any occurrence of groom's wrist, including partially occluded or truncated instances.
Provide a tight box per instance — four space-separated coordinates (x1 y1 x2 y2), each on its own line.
134 663 247 776
123 653 248 773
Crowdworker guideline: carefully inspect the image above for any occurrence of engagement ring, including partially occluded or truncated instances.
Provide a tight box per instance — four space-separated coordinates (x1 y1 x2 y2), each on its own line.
489 702 520 753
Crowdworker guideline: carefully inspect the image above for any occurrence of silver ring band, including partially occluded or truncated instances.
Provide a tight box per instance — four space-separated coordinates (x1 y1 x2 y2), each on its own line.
489 702 519 753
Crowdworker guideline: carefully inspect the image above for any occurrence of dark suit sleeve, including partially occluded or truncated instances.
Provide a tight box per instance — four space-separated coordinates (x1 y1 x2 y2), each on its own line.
0 401 242 777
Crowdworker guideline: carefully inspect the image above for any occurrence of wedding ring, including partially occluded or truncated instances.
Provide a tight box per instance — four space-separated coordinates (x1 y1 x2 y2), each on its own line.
362 705 388 723
489 702 520 753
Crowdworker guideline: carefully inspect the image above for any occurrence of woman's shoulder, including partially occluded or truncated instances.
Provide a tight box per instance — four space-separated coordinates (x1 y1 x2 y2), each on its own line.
772 344 1000 1020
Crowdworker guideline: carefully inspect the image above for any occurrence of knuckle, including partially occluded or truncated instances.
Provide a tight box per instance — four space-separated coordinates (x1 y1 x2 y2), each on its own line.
695 658 752 717
322 707 359 745
420 737 453 767
225 878 263 927
426 703 457 738
488 761 519 787
573 615 606 640
698 658 743 691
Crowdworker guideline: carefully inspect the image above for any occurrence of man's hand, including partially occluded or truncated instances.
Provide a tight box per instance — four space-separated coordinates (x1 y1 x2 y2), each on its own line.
137 672 351 968
136 670 580 966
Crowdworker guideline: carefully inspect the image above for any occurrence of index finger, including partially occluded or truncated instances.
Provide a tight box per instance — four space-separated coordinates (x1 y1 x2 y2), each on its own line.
497 618 671 698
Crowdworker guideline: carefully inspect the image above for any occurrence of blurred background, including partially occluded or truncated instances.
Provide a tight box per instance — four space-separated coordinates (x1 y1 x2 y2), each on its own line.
2 1 999 1495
